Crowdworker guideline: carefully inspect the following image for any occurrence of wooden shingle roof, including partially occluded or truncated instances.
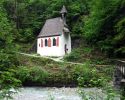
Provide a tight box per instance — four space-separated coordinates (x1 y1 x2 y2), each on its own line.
38 17 69 37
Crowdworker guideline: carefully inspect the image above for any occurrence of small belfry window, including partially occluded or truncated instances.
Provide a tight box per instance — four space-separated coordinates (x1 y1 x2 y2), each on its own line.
53 38 56 46
45 39 48 47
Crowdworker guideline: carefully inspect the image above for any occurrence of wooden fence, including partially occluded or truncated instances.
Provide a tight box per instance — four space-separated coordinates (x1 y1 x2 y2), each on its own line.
116 60 125 84
115 60 125 100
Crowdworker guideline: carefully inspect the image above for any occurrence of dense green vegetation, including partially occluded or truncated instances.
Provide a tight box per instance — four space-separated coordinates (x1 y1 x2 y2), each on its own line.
15 54 113 87
0 1 21 88
0 1 21 98
2 0 125 56
64 45 114 65
1 0 125 56
1 0 125 98
2 0 90 43
84 0 125 57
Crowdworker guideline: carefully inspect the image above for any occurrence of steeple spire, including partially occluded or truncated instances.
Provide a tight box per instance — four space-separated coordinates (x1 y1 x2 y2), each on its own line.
60 5 67 14
60 5 67 26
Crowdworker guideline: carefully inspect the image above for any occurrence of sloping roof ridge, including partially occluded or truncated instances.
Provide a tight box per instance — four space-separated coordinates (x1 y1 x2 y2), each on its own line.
46 17 61 21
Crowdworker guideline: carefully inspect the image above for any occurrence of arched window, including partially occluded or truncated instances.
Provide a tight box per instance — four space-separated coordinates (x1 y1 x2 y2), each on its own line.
48 38 51 47
53 38 56 46
41 39 43 47
45 39 48 47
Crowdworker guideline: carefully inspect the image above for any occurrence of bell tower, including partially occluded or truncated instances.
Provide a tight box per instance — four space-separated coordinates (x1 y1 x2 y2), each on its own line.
60 5 67 25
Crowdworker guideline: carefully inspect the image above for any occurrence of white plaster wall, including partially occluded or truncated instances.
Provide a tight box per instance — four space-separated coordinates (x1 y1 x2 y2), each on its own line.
62 33 71 54
37 33 71 57
37 35 63 56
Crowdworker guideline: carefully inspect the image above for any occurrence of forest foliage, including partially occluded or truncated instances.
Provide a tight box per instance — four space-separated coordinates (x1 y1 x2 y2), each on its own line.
1 0 125 56
84 0 125 57
1 0 125 94
0 0 21 94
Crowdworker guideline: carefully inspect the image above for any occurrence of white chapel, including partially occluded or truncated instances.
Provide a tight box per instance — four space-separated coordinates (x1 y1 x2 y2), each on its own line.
37 6 71 56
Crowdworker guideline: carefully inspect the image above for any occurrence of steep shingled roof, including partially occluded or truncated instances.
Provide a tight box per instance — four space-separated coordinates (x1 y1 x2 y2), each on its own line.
38 6 69 38
38 17 65 37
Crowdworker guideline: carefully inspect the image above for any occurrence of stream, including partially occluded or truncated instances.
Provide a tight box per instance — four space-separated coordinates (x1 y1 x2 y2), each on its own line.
11 87 120 100
12 87 81 100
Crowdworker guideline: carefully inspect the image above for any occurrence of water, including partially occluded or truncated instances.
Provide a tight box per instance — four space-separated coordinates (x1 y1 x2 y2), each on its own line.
13 87 82 100
12 87 120 100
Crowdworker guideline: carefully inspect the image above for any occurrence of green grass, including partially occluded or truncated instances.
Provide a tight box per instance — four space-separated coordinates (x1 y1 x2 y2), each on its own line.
14 54 114 87
64 46 113 65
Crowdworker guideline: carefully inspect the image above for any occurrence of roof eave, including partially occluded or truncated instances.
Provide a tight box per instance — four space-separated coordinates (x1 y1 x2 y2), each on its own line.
37 34 61 38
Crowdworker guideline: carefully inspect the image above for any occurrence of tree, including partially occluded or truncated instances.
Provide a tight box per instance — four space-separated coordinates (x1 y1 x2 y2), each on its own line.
84 0 125 56
0 1 21 95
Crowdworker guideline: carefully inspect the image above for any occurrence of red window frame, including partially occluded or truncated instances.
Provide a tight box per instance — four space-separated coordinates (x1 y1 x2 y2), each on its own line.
57 37 59 47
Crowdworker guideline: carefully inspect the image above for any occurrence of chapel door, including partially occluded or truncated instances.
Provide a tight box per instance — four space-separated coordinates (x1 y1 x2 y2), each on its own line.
65 44 68 54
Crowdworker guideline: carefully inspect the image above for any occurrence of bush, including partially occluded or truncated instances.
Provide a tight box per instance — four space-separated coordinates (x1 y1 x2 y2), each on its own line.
72 62 108 87
15 66 49 85
29 67 48 84
64 47 92 62
15 59 112 87
0 71 21 90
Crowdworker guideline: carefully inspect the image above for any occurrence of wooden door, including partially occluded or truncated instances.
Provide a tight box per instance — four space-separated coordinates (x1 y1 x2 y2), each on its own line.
65 44 67 54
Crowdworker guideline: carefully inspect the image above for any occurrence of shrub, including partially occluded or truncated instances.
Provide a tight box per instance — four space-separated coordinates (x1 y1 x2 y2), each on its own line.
29 67 48 84
72 62 108 87
64 47 92 62
15 60 111 87
15 66 49 85
0 71 21 90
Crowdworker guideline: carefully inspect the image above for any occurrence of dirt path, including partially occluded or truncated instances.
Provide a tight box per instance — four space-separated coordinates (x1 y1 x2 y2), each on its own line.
17 52 85 65
17 52 112 66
